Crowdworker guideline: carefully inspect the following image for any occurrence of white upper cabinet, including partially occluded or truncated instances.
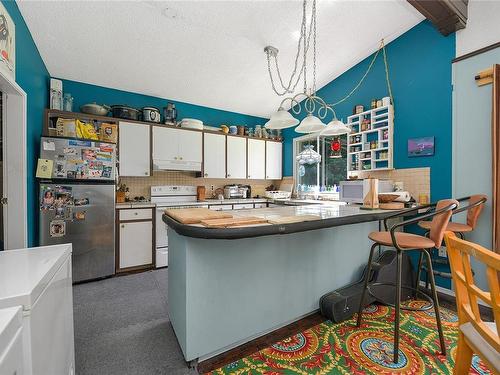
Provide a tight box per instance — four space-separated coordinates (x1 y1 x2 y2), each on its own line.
266 141 282 180
247 138 266 179
203 133 226 178
119 121 150 176
226 136 246 179
152 126 202 171
178 129 202 163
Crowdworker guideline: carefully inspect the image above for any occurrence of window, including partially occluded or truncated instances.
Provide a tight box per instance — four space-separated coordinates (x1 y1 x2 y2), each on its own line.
293 134 347 192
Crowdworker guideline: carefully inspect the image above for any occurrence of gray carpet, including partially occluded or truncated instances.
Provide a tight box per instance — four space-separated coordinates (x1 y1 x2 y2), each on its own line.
73 269 198 375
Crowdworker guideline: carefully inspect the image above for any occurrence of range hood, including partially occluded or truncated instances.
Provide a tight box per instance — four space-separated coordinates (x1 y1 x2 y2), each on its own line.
153 159 202 172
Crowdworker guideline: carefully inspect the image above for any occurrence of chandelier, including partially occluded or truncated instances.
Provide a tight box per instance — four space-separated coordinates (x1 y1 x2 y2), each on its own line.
263 0 350 136
296 144 322 165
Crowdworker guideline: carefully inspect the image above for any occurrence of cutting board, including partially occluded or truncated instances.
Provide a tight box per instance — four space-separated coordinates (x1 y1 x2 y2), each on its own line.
267 215 321 225
200 216 268 228
379 202 405 210
165 208 232 224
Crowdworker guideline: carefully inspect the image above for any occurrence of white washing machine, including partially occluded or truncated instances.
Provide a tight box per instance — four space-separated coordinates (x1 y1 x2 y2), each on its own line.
0 306 24 375
0 244 75 375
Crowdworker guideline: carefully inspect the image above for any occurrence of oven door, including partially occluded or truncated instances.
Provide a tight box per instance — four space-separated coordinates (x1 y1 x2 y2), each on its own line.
155 205 209 268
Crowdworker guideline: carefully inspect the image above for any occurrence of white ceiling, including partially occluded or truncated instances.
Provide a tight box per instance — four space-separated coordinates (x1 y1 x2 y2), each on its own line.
17 0 423 118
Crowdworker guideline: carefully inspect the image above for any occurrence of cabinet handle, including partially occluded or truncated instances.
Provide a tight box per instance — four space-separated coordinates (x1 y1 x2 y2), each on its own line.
174 157 178 160
247 175 250 178
144 171 149 175
179 156 183 160
204 173 208 177
266 175 269 178
134 212 138 215
121 224 124 228
227 174 231 177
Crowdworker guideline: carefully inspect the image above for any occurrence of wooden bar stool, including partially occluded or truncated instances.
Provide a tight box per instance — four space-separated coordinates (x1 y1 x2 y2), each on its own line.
356 199 458 363
417 195 487 285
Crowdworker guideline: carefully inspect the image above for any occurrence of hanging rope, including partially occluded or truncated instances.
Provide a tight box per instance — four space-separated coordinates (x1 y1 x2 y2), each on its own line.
329 39 395 116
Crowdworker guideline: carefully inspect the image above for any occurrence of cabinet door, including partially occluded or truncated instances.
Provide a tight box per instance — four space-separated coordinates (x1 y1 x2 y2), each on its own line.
203 133 226 178
247 138 266 179
152 126 179 161
119 122 151 176
119 221 153 269
226 136 247 178
266 141 282 179
178 130 202 163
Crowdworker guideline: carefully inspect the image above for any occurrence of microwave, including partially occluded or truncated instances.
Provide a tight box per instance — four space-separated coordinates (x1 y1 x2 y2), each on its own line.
339 179 394 204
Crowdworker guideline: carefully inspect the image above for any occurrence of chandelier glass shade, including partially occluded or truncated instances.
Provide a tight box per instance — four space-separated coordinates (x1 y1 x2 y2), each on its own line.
320 119 351 136
296 144 322 165
295 114 325 134
264 107 299 129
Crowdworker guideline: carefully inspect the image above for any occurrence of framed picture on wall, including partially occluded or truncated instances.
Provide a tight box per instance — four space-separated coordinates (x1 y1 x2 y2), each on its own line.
408 136 435 157
0 2 15 79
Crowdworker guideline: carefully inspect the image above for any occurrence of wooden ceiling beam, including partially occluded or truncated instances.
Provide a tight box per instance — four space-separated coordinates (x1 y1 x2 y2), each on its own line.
407 0 468 36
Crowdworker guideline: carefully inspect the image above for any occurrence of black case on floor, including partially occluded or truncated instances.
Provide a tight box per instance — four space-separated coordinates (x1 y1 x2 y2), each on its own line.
319 250 415 323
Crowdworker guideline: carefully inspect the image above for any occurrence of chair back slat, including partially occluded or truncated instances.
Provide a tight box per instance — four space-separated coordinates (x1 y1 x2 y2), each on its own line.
444 232 500 353
466 194 487 229
430 199 459 247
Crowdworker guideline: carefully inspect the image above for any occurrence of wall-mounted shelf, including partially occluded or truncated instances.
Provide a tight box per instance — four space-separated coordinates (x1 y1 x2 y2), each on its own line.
347 104 393 174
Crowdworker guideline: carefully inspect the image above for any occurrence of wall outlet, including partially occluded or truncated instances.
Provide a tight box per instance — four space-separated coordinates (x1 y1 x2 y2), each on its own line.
438 246 447 258
210 185 214 192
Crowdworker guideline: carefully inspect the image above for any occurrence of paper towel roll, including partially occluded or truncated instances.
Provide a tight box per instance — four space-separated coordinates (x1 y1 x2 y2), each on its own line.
391 191 411 202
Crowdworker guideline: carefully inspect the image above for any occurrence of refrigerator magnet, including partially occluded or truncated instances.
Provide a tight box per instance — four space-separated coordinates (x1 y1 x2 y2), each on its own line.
49 220 66 237
42 140 56 151
74 211 86 221
82 149 97 161
40 188 55 210
74 198 89 206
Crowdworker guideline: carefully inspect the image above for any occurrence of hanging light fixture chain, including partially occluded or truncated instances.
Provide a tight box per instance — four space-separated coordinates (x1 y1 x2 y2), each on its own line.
329 40 395 115
312 0 317 94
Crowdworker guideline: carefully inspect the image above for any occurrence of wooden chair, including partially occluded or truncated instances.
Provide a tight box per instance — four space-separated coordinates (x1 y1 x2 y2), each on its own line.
417 195 487 285
356 199 458 363
419 195 487 239
443 232 499 375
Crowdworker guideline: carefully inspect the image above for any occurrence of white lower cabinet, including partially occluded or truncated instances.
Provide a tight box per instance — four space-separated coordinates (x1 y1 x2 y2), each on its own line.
117 208 155 271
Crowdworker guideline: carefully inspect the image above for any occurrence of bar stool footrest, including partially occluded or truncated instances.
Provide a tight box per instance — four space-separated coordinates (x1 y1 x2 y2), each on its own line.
368 282 434 311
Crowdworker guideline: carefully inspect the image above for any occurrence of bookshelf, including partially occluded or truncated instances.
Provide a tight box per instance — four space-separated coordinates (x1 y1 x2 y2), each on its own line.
347 104 393 175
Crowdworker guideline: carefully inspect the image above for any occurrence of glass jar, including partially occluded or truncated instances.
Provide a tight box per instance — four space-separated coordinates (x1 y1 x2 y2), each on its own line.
63 94 73 112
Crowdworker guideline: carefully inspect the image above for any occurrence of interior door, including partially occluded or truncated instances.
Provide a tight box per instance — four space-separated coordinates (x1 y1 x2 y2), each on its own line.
247 138 265 179
119 121 150 176
226 136 246 179
203 133 226 178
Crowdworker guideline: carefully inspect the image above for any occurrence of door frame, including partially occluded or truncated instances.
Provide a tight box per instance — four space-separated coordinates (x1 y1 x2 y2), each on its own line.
0 69 27 249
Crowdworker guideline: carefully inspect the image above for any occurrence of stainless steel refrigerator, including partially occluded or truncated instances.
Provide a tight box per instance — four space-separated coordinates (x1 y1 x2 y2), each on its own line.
39 137 116 282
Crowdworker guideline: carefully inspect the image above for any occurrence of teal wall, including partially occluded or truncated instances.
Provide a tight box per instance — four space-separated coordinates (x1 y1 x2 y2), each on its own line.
59 79 268 128
283 21 456 201
2 0 49 246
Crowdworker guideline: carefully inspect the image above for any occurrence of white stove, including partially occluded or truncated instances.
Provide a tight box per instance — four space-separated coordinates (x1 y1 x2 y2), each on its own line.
151 186 208 268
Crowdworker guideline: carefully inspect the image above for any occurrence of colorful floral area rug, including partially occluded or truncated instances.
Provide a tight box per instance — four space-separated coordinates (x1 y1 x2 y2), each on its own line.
206 302 492 375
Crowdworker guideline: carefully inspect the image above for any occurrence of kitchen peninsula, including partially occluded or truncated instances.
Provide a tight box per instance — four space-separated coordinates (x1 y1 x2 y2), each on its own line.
163 204 401 363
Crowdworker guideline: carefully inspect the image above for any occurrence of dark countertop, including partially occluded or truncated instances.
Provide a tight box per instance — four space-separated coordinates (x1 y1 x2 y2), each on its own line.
163 204 408 240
